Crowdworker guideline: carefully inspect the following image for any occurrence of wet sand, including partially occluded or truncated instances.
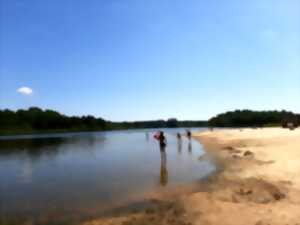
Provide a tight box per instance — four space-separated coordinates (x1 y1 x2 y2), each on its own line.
82 128 300 225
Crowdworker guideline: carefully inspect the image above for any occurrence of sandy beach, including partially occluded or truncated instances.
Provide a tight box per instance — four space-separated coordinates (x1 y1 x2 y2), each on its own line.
187 128 300 225
83 128 300 225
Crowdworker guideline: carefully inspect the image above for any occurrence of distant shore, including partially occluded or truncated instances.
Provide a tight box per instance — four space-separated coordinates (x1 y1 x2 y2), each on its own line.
82 127 300 225
0 126 206 137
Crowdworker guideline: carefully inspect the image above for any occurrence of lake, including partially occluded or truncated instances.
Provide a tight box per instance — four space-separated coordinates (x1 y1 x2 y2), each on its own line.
0 128 216 224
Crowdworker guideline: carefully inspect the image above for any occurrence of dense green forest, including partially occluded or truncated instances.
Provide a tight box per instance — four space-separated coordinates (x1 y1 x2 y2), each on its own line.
0 107 207 135
208 110 300 127
0 107 107 135
1 108 299 135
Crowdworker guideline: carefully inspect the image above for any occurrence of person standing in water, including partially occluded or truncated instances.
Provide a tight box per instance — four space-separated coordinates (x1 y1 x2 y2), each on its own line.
154 131 167 150
177 133 182 154
158 131 167 150
154 131 168 185
186 130 192 140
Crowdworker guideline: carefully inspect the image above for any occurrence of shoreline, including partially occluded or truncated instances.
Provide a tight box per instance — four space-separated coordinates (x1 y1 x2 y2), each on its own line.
187 128 300 225
82 127 300 225
0 127 205 138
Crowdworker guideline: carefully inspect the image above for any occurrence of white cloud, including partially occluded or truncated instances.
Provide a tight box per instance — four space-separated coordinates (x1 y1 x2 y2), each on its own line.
17 87 33 95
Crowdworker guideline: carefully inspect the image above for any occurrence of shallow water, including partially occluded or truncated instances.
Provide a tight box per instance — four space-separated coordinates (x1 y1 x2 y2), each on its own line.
0 128 216 224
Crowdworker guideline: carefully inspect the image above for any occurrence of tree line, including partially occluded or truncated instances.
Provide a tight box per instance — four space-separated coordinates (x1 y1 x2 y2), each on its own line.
1 108 299 135
0 107 207 135
208 110 300 128
0 107 106 135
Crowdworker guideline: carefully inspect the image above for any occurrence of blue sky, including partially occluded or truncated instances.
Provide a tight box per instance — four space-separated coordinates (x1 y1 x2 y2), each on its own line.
1 0 299 121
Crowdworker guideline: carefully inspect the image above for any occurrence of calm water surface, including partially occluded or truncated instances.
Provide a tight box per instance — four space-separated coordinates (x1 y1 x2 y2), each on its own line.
0 128 216 224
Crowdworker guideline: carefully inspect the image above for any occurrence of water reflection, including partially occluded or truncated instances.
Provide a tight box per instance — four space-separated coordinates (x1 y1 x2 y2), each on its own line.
176 133 182 154
20 160 33 184
0 135 106 160
0 129 215 225
0 137 66 152
177 139 182 154
188 141 192 154
159 150 168 186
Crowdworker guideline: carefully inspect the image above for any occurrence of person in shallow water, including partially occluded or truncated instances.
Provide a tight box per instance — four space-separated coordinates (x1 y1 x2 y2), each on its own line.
186 130 192 140
177 133 181 140
154 131 167 150
177 133 182 153
153 132 168 185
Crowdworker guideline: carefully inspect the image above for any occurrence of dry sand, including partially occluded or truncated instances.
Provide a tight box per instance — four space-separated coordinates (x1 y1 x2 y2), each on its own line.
82 128 300 225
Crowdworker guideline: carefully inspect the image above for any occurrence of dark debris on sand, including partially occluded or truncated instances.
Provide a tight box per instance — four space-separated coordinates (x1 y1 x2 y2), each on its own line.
121 200 193 225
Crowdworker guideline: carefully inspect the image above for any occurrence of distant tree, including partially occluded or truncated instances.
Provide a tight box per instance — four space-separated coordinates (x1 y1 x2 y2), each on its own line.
166 118 178 128
0 107 108 135
208 110 299 127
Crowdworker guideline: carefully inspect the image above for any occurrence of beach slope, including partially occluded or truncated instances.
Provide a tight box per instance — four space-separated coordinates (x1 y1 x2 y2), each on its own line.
187 128 300 225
